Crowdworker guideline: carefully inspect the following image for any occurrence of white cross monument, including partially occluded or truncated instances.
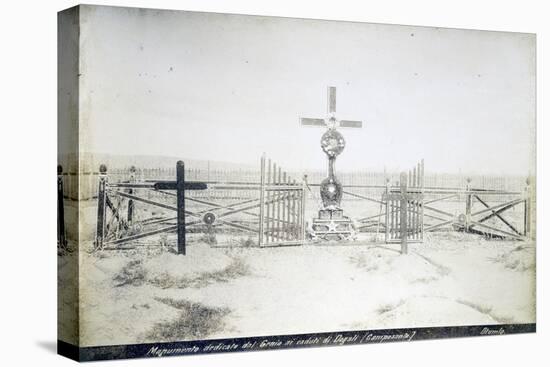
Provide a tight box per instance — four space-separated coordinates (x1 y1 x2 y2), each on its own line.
300 86 363 241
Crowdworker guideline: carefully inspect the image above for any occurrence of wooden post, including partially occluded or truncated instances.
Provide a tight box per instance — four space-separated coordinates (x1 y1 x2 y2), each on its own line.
127 166 136 223
266 158 272 244
282 171 288 241
524 177 532 239
400 172 408 254
286 174 292 240
95 164 108 249
259 154 266 246
420 159 425 239
412 167 417 239
465 177 472 232
301 175 308 241
57 165 67 249
271 162 277 242
276 166 281 240
407 170 414 240
384 178 393 242
176 161 186 255
291 179 297 240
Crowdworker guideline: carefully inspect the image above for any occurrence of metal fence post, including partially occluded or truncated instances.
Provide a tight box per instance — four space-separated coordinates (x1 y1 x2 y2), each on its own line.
176 160 186 255
465 177 472 232
95 164 108 250
384 178 390 242
57 165 67 250
301 175 308 241
420 159 425 240
524 177 532 239
127 165 136 223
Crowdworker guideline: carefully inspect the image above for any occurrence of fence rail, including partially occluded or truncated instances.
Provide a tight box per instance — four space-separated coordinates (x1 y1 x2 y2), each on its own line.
59 160 534 248
61 166 529 203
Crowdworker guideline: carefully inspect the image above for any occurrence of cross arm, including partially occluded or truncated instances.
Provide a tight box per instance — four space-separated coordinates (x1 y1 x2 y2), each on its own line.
328 86 336 113
339 120 363 128
153 181 208 190
300 117 326 127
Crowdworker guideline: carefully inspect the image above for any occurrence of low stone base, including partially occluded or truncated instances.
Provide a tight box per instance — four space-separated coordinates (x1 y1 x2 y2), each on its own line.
310 209 355 241
318 208 344 220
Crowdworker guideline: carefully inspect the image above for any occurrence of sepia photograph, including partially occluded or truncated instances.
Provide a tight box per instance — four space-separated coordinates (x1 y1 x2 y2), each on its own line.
57 4 536 361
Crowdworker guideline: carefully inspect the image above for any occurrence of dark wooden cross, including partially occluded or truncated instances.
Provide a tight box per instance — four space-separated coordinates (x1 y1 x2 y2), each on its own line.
151 161 207 255
300 86 363 130
94 161 208 256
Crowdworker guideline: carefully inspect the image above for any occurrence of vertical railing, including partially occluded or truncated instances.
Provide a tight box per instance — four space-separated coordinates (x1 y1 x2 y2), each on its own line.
301 175 307 242
420 159 425 238
95 164 108 250
57 165 67 250
385 160 424 246
259 156 306 246
270 161 276 243
407 159 424 241
266 158 272 244
127 166 136 224
276 166 282 241
465 177 472 233
524 177 532 239
400 172 408 254
290 180 300 239
412 167 417 240
384 178 393 241
282 171 287 241
259 154 266 245
176 160 186 255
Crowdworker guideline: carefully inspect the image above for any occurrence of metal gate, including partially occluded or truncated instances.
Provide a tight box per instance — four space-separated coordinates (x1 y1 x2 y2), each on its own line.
94 161 207 254
259 155 306 246
385 160 424 246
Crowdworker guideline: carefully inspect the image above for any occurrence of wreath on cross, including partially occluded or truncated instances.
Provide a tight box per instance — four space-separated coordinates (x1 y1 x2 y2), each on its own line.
320 128 345 158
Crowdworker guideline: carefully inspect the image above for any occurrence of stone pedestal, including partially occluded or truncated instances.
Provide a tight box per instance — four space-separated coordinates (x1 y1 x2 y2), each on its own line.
311 208 354 241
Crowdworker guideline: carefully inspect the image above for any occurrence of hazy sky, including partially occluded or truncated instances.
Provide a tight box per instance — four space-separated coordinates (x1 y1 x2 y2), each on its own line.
79 6 536 175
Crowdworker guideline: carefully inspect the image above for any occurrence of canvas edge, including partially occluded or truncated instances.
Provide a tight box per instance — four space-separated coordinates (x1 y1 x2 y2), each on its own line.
56 323 536 362
57 4 81 362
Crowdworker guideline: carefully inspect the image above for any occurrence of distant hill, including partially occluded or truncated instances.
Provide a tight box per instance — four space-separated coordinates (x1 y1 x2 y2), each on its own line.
80 153 258 171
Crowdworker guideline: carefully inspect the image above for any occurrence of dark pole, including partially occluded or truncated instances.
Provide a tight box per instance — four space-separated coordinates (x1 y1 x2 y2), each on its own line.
176 161 186 255
127 165 136 223
57 165 67 249
384 177 390 243
95 164 108 250
524 177 531 238
465 177 472 233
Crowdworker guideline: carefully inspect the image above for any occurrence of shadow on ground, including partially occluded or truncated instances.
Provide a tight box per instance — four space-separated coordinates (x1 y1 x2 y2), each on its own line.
36 340 57 354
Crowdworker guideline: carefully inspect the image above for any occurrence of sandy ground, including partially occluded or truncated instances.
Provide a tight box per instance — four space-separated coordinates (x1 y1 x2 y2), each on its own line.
69 232 535 347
